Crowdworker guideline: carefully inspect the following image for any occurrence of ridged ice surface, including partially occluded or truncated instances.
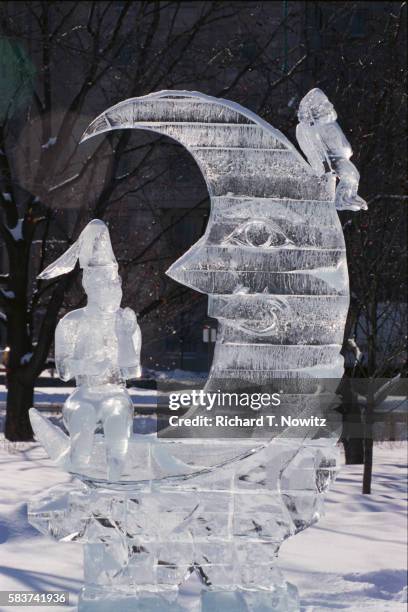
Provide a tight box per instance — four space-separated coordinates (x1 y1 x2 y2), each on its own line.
28 90 363 610
82 92 348 389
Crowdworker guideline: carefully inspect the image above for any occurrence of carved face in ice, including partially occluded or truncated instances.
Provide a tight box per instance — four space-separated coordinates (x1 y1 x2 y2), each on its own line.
82 267 122 314
166 191 349 343
167 195 345 287
298 88 337 125
79 90 351 360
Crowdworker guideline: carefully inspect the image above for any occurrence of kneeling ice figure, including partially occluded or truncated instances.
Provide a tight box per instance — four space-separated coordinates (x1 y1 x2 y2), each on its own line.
296 88 367 212
35 219 141 480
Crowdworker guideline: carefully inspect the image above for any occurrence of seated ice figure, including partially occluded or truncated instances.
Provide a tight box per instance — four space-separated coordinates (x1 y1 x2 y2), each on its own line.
296 88 367 212
35 220 142 480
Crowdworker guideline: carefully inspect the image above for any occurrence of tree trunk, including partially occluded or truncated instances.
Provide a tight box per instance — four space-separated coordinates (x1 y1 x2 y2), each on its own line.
343 437 364 465
362 393 374 494
362 436 373 494
5 370 34 441
340 376 364 464
342 391 364 464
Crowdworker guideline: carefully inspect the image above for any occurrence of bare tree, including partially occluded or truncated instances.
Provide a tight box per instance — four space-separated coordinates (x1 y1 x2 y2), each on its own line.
0 1 405 457
0 1 309 439
301 1 407 492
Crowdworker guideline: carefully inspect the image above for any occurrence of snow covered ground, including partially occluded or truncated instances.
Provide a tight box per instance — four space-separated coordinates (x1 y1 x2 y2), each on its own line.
279 442 407 611
0 437 406 612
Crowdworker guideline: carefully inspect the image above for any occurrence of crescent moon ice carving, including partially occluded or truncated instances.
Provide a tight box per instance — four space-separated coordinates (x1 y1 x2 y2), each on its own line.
81 89 360 398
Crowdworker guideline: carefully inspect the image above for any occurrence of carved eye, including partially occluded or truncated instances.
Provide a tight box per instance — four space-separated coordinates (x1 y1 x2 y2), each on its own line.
238 297 289 335
224 220 293 248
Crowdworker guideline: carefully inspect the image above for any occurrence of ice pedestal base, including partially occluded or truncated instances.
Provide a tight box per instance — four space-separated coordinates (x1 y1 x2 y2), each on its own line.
79 583 299 612
200 586 299 612
78 587 183 611
78 587 299 612
28 438 339 611
27 475 304 611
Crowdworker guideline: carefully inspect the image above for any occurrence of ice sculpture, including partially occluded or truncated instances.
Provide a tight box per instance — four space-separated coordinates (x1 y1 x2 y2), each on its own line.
28 90 366 612
30 220 142 480
297 88 367 212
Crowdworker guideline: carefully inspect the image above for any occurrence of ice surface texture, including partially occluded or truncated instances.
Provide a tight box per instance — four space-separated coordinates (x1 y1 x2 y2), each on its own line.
28 90 365 610
30 220 142 480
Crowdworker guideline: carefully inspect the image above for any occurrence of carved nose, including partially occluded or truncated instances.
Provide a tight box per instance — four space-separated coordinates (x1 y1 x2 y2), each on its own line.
166 237 348 297
166 238 210 294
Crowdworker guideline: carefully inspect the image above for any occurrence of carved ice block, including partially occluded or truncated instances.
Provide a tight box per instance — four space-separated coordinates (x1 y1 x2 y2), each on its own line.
28 89 366 611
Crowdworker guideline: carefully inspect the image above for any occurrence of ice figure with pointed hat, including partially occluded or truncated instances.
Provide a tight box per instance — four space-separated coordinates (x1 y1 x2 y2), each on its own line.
28 89 366 612
30 219 142 480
